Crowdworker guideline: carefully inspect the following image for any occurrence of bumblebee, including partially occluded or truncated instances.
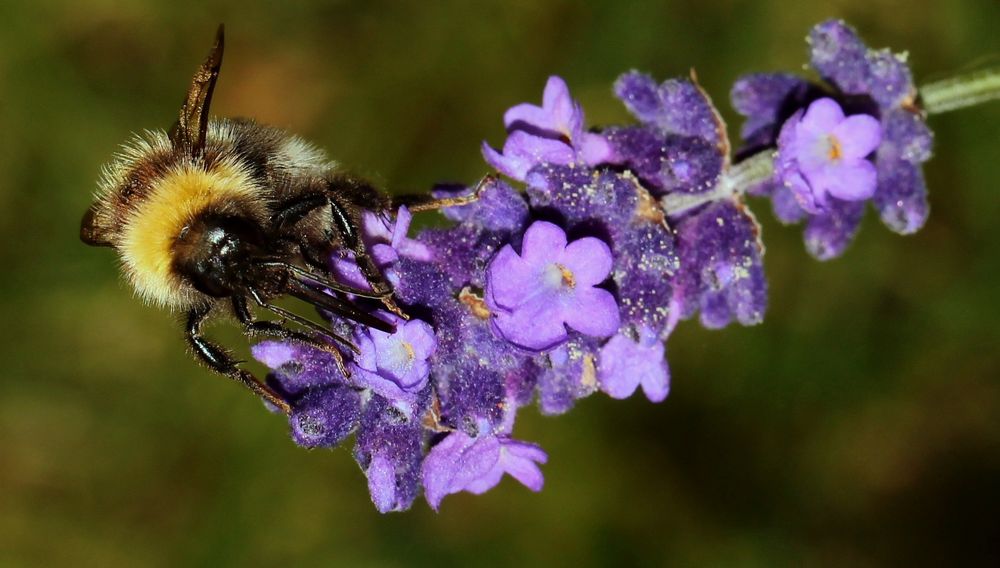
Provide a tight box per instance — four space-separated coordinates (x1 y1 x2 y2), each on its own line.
81 27 473 414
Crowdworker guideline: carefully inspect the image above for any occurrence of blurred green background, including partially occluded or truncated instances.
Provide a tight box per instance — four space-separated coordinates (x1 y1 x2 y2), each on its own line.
1 0 998 566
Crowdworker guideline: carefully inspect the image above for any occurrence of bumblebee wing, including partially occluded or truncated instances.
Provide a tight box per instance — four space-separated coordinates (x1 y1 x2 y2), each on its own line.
169 24 224 157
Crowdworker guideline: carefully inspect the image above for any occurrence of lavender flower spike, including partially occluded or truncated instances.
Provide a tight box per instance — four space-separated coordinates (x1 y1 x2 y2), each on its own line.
776 98 882 213
235 19 986 513
485 220 620 351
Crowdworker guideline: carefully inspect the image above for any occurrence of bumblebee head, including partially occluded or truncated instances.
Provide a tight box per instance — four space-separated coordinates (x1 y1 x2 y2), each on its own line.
172 211 269 298
80 26 273 309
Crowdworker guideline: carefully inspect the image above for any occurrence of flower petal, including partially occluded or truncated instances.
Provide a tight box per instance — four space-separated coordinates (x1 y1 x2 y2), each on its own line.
825 160 878 202
798 98 844 137
519 221 568 266
497 441 547 491
563 287 620 338
560 236 614 287
492 295 569 351
832 114 882 159
486 244 537 311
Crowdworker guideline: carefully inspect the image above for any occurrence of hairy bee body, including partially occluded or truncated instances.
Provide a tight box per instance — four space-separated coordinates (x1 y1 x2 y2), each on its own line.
81 28 404 414
86 118 381 310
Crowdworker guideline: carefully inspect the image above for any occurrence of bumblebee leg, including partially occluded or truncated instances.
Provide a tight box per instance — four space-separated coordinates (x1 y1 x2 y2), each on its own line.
271 194 329 230
185 306 292 415
326 193 403 317
392 174 495 212
233 294 353 377
257 260 390 300
347 244 404 317
271 190 401 316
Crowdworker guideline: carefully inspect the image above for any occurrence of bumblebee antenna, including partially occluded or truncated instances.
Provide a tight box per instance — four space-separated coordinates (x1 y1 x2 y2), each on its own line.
169 24 224 156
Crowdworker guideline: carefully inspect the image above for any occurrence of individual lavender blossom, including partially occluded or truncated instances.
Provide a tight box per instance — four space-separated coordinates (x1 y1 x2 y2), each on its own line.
731 19 934 258
776 97 882 212
354 396 425 513
421 429 548 511
597 327 670 403
673 201 767 329
349 311 437 418
288 385 362 448
534 336 600 415
485 220 620 351
252 340 343 399
432 177 529 233
606 72 726 195
481 76 613 183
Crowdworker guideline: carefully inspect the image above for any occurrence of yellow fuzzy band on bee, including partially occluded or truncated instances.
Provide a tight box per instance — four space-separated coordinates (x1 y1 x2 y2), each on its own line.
120 160 262 309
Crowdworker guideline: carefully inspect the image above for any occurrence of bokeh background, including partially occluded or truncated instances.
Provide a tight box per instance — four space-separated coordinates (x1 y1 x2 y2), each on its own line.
1 0 998 566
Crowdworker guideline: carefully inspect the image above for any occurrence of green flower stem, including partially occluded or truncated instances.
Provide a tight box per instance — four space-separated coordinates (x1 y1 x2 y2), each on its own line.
920 67 1000 115
661 151 774 217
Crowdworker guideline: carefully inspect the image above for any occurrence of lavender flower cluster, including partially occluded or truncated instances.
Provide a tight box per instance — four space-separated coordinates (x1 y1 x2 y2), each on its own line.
252 20 935 512
733 19 933 258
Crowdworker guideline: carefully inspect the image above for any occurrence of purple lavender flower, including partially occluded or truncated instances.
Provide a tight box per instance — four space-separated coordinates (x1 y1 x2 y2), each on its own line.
350 311 437 416
485 220 620 351
252 340 343 399
674 201 767 329
535 335 599 415
432 178 529 233
288 385 361 448
873 108 933 234
776 98 882 213
421 430 547 510
607 72 727 195
239 18 956 513
731 19 934 258
482 76 613 183
614 71 725 146
354 396 425 513
597 327 670 402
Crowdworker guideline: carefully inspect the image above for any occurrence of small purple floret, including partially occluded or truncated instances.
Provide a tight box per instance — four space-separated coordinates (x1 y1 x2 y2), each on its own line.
289 385 361 448
776 98 882 213
354 397 424 513
432 178 529 233
535 336 599 415
597 328 670 402
252 340 343 399
614 71 723 144
421 431 547 510
485 221 620 351
350 312 437 416
482 76 613 184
